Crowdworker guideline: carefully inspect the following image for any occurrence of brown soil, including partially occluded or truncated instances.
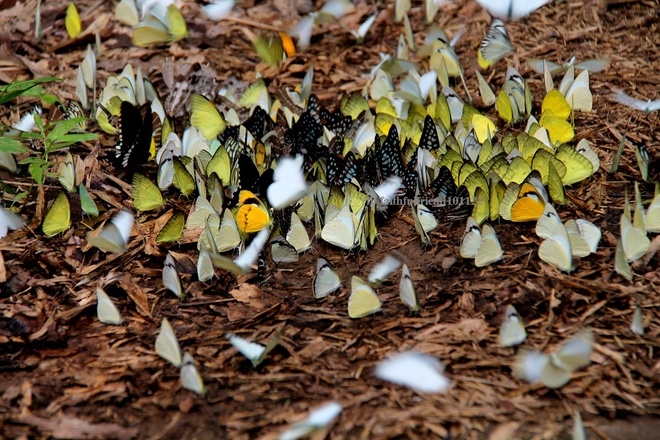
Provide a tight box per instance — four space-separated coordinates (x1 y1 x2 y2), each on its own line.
0 0 659 439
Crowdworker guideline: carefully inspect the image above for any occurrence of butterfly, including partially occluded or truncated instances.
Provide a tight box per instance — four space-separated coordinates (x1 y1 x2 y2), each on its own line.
180 353 206 395
620 213 650 262
234 190 271 235
313 257 341 299
42 192 71 237
348 276 381 318
279 401 343 440
478 19 514 70
399 264 420 312
132 173 164 212
321 204 357 250
114 101 154 169
498 305 527 347
163 253 184 298
374 351 450 393
132 4 188 47
96 288 123 325
514 329 594 389
79 185 99 217
201 0 236 21
460 217 504 267
0 206 26 239
614 238 633 281
226 331 282 367
156 211 185 243
88 210 134 254
189 94 227 140
155 318 183 368
65 2 82 38
558 66 592 112
474 0 553 20
611 90 660 114
476 71 496 106
368 255 402 286
197 249 215 282
267 155 309 209
209 226 271 275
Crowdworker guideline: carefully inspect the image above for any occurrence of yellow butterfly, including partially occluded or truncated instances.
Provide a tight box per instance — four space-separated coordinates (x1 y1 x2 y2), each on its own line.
234 190 271 235
42 192 71 237
132 173 164 212
132 4 188 47
65 2 82 38
348 276 381 319
190 94 227 140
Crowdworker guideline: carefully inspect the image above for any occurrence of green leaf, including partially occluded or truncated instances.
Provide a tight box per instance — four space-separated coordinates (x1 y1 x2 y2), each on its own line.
48 133 97 151
46 118 86 142
0 77 61 105
22 157 49 184
0 137 30 154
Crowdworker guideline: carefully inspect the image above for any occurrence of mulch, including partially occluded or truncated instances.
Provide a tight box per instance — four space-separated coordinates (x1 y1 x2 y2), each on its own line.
0 0 659 439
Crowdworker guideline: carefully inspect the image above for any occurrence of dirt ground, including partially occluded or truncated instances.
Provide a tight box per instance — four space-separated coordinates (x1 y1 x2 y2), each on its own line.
0 0 659 439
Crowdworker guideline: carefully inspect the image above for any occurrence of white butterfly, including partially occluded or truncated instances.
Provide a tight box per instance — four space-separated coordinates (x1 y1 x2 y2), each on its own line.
368 254 402 285
279 401 343 440
96 288 123 325
267 155 309 210
611 90 660 114
620 213 650 262
631 305 644 336
180 353 206 395
0 206 26 239
209 227 271 275
374 351 450 393
399 264 420 312
88 210 134 254
514 329 594 389
12 106 42 132
155 318 182 368
573 410 586 440
538 221 573 272
313 257 341 299
474 0 553 20
498 304 526 347
163 253 184 298
201 0 236 21
226 331 282 367
321 205 357 250
460 218 504 267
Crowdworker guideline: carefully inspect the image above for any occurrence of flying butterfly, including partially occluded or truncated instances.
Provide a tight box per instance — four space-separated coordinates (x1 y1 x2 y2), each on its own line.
478 19 514 70
279 401 343 440
226 331 282 367
88 210 134 253
374 351 450 393
132 4 188 47
514 329 594 389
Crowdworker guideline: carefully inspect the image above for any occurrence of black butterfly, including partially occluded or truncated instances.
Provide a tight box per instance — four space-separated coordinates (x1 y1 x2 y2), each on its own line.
378 125 405 180
114 101 153 169
418 115 440 151
422 166 471 221
327 152 359 187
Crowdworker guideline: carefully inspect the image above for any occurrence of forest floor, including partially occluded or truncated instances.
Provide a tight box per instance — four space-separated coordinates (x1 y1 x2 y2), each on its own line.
0 0 659 439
